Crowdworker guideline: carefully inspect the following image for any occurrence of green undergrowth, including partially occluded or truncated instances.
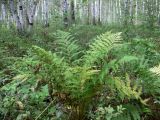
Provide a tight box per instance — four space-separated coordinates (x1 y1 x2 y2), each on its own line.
0 25 160 120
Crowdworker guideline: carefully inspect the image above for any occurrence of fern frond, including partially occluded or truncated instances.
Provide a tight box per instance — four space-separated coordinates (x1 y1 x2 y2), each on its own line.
83 32 122 66
150 64 160 76
118 55 139 64
32 45 67 66
32 45 69 90
109 75 142 101
31 46 98 99
53 30 82 64
64 66 99 97
32 45 66 66
113 104 142 120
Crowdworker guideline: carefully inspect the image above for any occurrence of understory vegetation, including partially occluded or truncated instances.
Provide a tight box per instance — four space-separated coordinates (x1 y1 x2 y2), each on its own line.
0 0 160 120
0 24 160 120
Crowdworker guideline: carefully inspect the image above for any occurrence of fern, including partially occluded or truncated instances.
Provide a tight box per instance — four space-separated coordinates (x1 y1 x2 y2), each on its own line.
109 75 142 102
150 64 160 76
94 105 125 120
31 46 98 99
13 31 147 119
113 104 142 120
118 55 139 64
53 30 82 64
32 45 67 66
83 31 122 66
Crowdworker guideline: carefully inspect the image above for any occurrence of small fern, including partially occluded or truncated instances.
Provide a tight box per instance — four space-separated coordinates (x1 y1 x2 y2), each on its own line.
109 75 142 102
150 64 160 76
113 104 142 120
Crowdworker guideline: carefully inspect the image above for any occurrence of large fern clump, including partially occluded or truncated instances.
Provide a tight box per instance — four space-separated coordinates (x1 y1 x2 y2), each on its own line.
11 30 146 120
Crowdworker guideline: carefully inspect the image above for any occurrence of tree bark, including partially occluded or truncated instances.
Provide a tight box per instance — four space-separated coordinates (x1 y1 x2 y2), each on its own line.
9 0 22 32
26 0 40 32
18 0 24 30
92 1 96 25
1 0 6 22
70 0 75 24
63 0 68 27
98 0 101 25
44 0 49 27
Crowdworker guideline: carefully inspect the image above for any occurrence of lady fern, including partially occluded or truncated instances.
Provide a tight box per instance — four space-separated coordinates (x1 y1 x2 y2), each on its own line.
31 46 98 99
14 31 146 120
83 31 122 66
53 30 82 64
113 104 142 120
150 64 160 76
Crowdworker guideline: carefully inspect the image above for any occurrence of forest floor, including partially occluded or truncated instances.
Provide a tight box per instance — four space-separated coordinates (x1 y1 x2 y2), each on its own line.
0 25 160 120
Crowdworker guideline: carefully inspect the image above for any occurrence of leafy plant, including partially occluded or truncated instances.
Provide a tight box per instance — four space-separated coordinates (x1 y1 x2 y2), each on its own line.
150 64 160 76
9 30 147 120
94 105 125 120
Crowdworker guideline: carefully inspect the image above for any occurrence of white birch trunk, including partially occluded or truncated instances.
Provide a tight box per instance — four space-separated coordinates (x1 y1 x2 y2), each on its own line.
1 1 6 22
18 0 24 30
44 0 49 27
27 0 39 32
63 0 68 27
135 0 138 24
9 0 22 32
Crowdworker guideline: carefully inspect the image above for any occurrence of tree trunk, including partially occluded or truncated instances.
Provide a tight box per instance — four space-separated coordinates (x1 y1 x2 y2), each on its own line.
92 1 96 25
1 0 6 22
70 0 75 24
130 0 134 24
98 0 101 25
9 0 22 32
44 0 49 27
63 0 68 28
87 1 91 24
124 0 130 26
18 0 24 31
26 0 39 32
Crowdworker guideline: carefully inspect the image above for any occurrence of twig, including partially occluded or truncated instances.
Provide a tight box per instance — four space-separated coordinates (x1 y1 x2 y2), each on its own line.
35 99 55 120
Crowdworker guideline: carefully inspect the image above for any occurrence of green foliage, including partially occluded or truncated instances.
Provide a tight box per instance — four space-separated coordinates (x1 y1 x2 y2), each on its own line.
52 30 82 64
113 104 143 120
83 31 122 66
150 64 160 76
9 30 148 120
109 75 142 101
69 25 121 48
0 25 160 120
94 105 125 120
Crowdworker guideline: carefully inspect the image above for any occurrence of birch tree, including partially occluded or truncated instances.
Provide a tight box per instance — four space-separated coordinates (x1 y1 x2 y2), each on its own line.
9 0 23 32
43 0 49 27
26 0 40 32
1 0 160 30
70 0 75 24
63 0 68 27
1 0 7 23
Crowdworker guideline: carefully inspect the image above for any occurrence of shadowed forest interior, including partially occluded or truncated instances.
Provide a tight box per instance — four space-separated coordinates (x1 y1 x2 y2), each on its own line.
0 0 160 120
